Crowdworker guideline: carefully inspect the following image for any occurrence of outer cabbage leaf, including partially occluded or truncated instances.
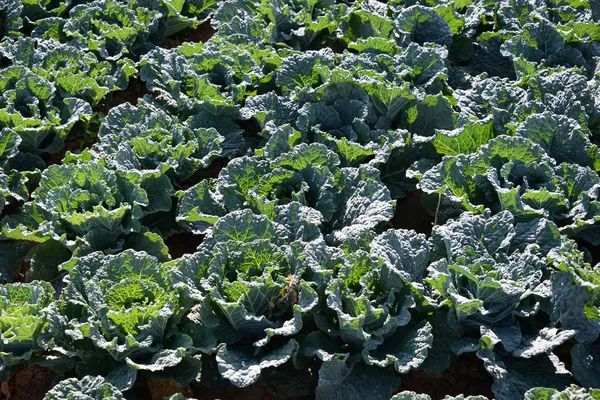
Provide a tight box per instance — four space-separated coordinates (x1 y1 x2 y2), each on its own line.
241 92 300 129
391 392 434 400
394 5 453 47
157 0 213 36
275 49 335 95
179 0 218 22
370 228 430 286
425 211 583 359
140 41 276 126
399 94 457 138
453 75 525 136
179 210 320 345
343 5 394 50
548 244 600 343
520 68 598 131
176 146 336 233
391 392 490 400
433 117 494 157
548 271 600 345
174 210 334 386
501 22 585 68
178 143 394 238
216 339 297 388
320 237 418 350
362 320 433 374
477 342 573 400
325 165 395 243
316 357 401 400
571 340 600 389
0 128 28 214
0 0 22 41
515 112 600 171
20 0 71 23
212 0 350 50
294 79 412 167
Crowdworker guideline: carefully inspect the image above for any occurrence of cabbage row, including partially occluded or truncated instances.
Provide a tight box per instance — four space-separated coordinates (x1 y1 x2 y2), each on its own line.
1 0 600 399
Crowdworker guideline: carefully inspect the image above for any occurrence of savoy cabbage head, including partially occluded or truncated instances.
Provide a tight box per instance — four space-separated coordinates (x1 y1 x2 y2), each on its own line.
1 162 173 264
0 281 54 381
47 250 199 389
177 141 395 242
34 0 166 60
173 209 326 387
2 37 135 106
90 99 230 187
0 66 92 155
419 135 600 244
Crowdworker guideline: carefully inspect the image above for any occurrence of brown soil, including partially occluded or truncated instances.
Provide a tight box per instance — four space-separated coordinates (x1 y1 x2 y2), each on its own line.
208 157 230 179
0 200 23 219
13 257 31 283
0 361 498 400
0 366 56 400
195 384 279 400
146 379 194 400
554 340 576 377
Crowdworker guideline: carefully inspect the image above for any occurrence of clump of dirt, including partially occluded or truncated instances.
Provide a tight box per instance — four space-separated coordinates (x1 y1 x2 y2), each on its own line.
1 366 56 400
146 379 194 400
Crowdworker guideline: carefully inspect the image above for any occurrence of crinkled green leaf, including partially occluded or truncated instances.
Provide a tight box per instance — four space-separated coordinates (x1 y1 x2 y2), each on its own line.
43 375 125 400
433 118 494 157
524 385 600 400
216 339 297 388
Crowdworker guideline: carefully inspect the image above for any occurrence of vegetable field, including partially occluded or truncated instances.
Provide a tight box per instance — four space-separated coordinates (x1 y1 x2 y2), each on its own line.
1 0 600 399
